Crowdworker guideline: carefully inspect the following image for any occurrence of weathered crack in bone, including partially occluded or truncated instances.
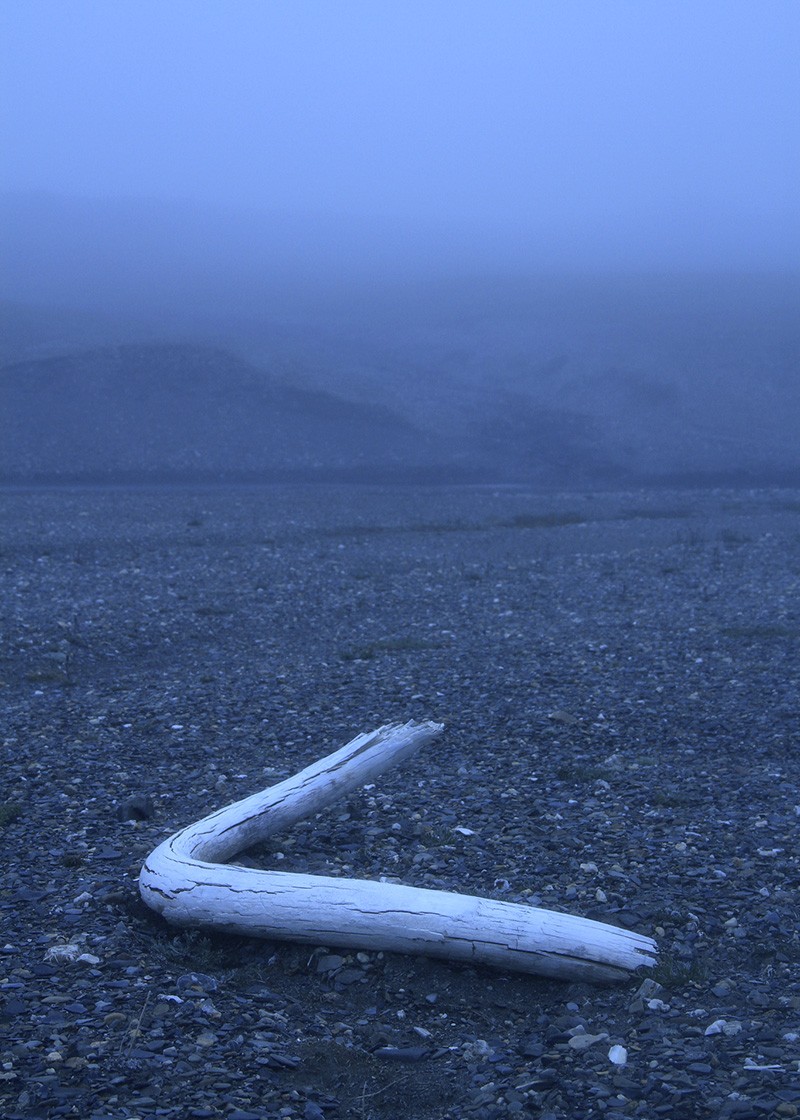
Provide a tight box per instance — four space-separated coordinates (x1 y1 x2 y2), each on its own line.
139 721 658 982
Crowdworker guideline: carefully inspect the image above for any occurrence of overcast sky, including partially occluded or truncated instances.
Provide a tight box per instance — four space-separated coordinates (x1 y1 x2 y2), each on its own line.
2 0 799 272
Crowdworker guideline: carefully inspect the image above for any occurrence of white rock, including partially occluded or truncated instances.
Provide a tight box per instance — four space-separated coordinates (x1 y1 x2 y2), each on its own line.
646 998 670 1012
44 944 81 963
608 1044 628 1066
568 1032 609 1051
463 1039 491 1061
744 1057 783 1070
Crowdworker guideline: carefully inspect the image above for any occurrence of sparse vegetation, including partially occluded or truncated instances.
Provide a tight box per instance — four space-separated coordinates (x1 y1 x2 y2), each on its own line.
24 667 68 684
0 801 23 827
553 763 606 783
621 506 692 521
60 850 85 868
339 636 443 661
721 623 797 640
503 511 585 529
193 603 231 617
154 928 242 972
647 787 692 808
717 529 754 545
652 954 709 989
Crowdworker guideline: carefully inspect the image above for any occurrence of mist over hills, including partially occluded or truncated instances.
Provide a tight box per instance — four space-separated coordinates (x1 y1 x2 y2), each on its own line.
1 193 798 487
0 343 445 484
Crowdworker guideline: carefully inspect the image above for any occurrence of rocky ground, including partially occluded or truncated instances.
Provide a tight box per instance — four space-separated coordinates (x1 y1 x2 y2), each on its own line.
1 483 799 1119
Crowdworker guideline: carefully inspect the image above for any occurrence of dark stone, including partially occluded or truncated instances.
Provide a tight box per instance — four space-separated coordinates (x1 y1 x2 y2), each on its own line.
373 1045 431 1061
316 954 345 973
116 794 155 821
176 972 218 994
334 967 364 986
267 1052 300 1068
0 997 27 1018
29 963 56 977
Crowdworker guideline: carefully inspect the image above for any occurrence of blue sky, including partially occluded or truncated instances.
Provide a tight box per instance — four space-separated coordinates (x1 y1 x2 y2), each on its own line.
2 0 799 270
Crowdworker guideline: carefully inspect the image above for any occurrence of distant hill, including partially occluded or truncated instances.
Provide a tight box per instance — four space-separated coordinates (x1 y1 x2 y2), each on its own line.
0 343 452 484
2 267 799 487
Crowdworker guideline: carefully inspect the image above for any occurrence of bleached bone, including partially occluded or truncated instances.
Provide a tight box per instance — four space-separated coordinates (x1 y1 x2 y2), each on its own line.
139 721 657 982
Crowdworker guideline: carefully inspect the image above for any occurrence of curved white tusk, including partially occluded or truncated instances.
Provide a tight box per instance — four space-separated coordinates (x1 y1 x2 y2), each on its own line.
139 721 657 983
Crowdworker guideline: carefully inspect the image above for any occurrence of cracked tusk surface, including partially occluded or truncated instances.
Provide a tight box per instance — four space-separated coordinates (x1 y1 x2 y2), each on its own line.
139 721 657 983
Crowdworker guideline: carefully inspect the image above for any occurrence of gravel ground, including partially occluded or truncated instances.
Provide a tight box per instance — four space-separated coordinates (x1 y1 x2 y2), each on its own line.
1 483 799 1120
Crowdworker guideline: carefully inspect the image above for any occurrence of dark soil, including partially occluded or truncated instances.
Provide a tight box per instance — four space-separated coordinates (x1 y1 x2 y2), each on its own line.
2 484 799 1119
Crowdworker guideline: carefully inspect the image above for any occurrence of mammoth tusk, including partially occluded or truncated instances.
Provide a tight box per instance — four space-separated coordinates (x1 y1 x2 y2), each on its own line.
139 721 657 983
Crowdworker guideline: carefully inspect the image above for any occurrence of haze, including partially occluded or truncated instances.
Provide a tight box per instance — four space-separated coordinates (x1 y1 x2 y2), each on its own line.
2 0 799 277
1 2 799 487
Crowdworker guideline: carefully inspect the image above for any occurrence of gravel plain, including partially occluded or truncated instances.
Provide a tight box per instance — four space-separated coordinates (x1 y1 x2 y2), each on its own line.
1 483 799 1120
